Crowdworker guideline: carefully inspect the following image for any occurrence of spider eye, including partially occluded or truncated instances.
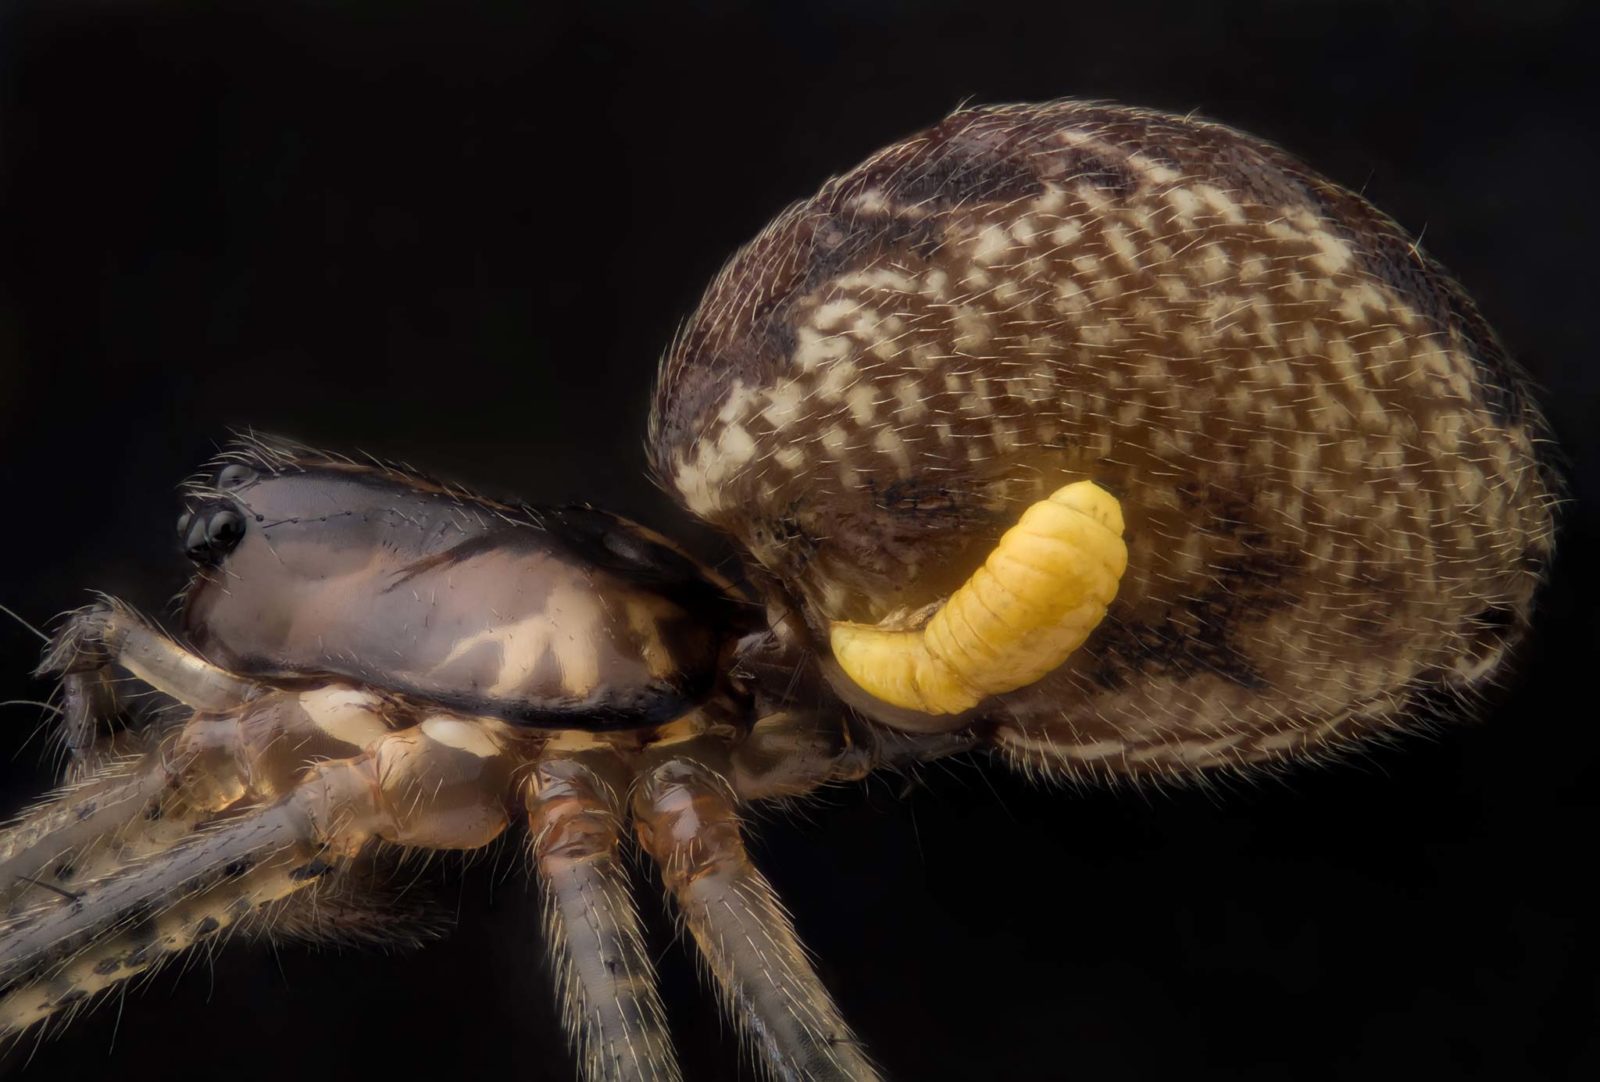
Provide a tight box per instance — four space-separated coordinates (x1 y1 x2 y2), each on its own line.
208 510 245 547
216 464 257 490
184 508 247 564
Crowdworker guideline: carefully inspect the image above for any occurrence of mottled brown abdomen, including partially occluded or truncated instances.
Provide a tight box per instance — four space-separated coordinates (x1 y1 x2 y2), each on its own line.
649 100 1557 779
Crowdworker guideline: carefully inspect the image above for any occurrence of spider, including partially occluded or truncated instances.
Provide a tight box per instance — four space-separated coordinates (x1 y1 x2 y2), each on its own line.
0 101 1557 1081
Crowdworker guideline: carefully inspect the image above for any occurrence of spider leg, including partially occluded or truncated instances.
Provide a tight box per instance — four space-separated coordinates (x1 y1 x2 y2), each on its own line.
635 750 880 1082
255 853 447 949
528 752 681 1082
0 709 526 1035
0 685 394 911
0 757 172 911
0 764 359 1034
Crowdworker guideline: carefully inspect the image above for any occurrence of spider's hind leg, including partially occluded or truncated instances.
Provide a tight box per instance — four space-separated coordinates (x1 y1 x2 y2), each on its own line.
635 747 880 1082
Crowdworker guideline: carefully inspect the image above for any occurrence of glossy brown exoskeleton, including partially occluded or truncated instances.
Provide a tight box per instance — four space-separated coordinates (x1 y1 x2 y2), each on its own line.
178 445 747 730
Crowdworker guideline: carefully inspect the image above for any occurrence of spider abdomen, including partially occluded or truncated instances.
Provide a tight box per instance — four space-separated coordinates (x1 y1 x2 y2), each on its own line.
650 100 1558 776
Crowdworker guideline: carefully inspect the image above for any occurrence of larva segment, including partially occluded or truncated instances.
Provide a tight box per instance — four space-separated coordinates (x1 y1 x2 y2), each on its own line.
828 481 1127 716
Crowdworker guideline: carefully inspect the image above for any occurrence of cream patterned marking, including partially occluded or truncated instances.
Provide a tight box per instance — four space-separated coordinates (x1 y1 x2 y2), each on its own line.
432 580 605 699
652 99 1555 779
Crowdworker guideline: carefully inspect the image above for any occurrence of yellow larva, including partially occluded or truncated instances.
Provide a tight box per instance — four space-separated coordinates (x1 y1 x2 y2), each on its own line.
828 481 1128 714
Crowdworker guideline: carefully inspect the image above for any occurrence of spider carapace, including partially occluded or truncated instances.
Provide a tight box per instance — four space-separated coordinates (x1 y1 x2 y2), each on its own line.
0 100 1557 1081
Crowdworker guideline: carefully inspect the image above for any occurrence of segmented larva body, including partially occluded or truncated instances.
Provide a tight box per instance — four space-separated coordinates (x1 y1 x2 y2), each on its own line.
830 480 1128 715
650 100 1558 780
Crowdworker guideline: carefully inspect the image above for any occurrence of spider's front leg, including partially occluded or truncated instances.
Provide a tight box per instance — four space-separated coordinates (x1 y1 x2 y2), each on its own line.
0 600 271 906
2 606 390 910
635 741 881 1082
0 707 525 1034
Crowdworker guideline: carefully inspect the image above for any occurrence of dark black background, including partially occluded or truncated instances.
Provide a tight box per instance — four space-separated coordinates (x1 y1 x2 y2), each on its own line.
0 2 1596 1079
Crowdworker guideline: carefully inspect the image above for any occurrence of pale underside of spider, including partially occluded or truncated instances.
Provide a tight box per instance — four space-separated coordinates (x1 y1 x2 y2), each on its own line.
0 99 1558 1081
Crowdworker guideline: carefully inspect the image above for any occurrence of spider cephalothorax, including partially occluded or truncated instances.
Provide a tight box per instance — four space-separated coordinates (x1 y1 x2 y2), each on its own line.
0 100 1559 1081
175 438 753 728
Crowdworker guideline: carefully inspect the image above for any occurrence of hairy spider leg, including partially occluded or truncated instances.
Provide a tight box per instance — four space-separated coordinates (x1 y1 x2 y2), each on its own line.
0 759 173 909
4 597 926 1074
54 668 124 779
527 752 682 1082
0 784 341 1034
8 684 398 914
634 750 881 1082
3 602 396 913
0 705 527 1034
0 595 232 906
727 709 878 802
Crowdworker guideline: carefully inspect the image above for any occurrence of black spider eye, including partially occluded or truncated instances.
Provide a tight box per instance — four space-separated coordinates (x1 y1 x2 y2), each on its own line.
207 510 245 548
183 513 208 557
184 508 247 564
176 511 193 541
216 464 257 490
